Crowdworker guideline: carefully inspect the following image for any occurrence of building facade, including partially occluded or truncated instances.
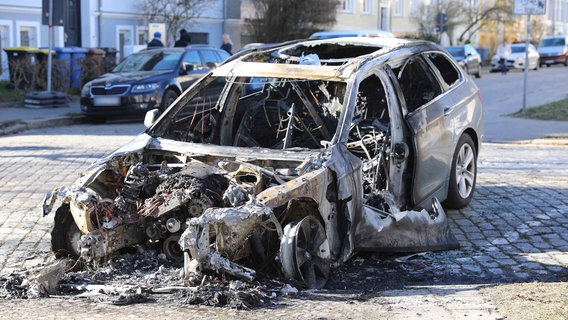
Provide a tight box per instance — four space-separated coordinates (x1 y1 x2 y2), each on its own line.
1 0 567 80
0 0 242 80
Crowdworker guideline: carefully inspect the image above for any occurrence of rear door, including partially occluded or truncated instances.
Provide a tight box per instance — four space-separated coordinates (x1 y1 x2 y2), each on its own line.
392 53 457 208
177 50 209 90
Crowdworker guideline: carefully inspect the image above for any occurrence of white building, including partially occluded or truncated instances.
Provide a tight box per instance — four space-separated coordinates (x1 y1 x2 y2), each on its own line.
0 0 242 80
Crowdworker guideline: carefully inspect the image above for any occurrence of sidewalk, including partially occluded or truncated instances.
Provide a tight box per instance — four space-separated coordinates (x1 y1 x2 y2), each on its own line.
0 97 85 136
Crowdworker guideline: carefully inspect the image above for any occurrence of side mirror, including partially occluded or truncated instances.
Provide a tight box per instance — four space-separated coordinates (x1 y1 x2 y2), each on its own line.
184 64 195 72
144 109 161 128
206 61 218 68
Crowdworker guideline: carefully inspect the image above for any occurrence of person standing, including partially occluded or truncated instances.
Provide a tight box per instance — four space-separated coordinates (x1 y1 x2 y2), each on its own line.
496 39 511 75
147 32 164 48
221 34 233 55
174 29 191 47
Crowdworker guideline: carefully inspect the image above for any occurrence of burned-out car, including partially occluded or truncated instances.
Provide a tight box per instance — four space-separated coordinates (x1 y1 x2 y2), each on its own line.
43 37 482 289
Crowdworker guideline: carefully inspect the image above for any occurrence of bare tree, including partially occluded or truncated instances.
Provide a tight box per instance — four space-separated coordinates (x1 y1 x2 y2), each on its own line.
245 0 339 43
456 3 514 44
413 0 515 45
137 0 215 46
413 1 463 43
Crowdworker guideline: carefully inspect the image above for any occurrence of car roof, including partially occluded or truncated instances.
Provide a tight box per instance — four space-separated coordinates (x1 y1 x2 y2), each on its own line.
141 46 223 53
541 35 567 39
213 37 437 81
309 30 394 39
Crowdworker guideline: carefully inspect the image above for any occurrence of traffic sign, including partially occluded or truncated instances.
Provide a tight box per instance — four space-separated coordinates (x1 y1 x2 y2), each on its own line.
513 0 546 15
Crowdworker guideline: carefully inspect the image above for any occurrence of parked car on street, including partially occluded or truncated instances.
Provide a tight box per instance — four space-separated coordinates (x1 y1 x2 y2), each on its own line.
445 45 483 78
538 35 568 67
44 37 482 289
491 43 540 71
80 46 230 122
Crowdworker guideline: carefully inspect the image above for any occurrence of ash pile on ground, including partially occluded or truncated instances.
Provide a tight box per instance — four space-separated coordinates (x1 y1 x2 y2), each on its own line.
5 246 561 309
0 246 299 309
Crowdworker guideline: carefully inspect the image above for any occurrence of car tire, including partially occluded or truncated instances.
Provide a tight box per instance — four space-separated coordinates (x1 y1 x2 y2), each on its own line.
161 89 179 112
475 64 481 78
51 204 82 259
444 134 477 209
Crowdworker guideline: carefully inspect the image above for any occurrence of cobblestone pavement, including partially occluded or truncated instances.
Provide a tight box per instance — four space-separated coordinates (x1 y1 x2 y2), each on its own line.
0 124 566 319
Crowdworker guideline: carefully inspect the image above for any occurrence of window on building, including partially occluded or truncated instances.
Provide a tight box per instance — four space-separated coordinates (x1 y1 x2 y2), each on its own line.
380 7 389 30
362 0 373 13
138 29 148 45
0 24 10 81
409 0 419 17
117 28 133 62
188 33 208 44
19 26 37 47
341 0 354 12
393 0 404 16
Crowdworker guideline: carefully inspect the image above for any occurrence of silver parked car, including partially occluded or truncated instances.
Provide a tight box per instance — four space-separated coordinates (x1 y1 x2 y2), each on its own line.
43 37 483 289
491 43 540 71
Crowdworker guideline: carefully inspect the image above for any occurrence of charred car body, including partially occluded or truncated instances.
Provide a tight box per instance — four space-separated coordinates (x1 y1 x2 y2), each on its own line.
43 37 483 289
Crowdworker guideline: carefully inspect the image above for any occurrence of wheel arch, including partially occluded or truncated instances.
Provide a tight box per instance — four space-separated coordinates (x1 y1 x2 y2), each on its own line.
462 127 480 156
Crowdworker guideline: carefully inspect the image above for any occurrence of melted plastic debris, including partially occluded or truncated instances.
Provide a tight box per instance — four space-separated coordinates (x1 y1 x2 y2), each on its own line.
0 245 285 309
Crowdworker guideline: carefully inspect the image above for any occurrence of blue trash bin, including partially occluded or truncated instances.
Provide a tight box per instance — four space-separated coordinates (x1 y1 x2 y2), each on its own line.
70 47 88 89
41 46 73 89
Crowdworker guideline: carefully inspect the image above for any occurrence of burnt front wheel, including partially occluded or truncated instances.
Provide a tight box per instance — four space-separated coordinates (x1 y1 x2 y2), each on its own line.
444 134 477 209
279 216 330 289
51 204 82 259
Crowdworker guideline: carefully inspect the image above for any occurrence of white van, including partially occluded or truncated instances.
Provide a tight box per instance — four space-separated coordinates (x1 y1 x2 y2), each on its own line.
309 29 394 40
537 35 568 67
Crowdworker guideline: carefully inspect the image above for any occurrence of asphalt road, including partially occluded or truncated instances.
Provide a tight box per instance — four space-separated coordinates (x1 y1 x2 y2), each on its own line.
474 64 568 141
0 123 566 319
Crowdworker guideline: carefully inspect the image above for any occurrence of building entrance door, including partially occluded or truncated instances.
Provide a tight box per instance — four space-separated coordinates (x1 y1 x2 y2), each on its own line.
64 0 81 46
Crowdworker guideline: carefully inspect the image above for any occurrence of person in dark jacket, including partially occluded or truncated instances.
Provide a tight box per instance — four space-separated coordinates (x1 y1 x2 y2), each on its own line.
147 32 164 48
221 34 233 55
174 29 191 47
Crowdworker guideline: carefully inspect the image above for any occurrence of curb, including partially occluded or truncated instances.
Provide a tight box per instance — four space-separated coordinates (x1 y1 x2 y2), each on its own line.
485 136 568 146
0 116 87 136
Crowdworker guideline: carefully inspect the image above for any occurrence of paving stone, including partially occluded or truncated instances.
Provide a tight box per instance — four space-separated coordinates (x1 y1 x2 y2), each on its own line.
1 124 568 318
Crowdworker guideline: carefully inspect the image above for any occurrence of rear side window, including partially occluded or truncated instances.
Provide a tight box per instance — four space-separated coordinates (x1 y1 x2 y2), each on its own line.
218 51 230 61
426 52 460 88
183 50 204 70
393 57 442 113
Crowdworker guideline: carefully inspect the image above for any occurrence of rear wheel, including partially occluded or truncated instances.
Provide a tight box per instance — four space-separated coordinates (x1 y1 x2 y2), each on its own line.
444 134 477 209
474 63 482 78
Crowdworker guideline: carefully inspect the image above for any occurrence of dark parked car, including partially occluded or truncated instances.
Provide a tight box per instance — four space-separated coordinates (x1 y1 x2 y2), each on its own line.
80 46 230 122
445 45 482 78
45 37 482 289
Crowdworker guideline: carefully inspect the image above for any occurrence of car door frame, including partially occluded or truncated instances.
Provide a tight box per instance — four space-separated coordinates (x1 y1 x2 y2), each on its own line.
389 51 456 209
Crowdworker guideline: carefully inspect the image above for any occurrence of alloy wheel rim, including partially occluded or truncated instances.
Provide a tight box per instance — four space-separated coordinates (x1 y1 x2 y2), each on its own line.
456 144 475 199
